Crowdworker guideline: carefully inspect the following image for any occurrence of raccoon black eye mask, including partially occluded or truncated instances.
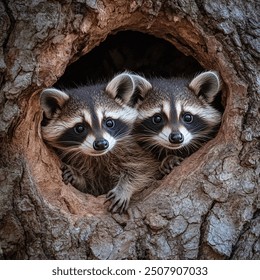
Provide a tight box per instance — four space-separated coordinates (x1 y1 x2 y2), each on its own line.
133 71 222 175
40 72 159 214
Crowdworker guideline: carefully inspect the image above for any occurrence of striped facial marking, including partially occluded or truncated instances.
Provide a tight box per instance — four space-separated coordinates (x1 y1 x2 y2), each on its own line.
175 100 182 121
42 115 88 145
181 103 222 125
80 132 117 156
44 105 135 156
162 101 171 120
137 98 220 150
138 107 162 120
152 125 193 149
101 106 138 123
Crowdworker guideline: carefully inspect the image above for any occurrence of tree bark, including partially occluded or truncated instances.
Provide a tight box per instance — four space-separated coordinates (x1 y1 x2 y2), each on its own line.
0 0 259 259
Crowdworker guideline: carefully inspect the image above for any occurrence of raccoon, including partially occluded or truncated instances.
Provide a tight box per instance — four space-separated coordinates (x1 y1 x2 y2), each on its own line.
40 73 158 213
133 71 223 175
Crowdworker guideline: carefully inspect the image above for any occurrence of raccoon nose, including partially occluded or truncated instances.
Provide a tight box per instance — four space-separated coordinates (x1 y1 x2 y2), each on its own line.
169 132 184 144
93 139 109 151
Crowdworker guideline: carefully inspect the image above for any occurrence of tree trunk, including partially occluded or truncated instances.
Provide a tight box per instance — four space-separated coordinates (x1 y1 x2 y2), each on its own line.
0 0 259 259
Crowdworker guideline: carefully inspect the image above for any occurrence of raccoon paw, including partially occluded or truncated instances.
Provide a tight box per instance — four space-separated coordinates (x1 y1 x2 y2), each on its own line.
61 164 76 185
61 164 85 190
159 155 184 176
106 186 132 214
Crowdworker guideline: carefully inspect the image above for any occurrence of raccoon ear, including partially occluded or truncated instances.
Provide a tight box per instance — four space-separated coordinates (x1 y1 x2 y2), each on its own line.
189 71 221 103
131 74 152 107
40 88 69 119
106 73 136 105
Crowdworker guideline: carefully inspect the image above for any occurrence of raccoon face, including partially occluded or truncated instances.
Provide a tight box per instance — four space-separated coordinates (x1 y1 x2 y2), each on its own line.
135 71 222 152
40 73 151 157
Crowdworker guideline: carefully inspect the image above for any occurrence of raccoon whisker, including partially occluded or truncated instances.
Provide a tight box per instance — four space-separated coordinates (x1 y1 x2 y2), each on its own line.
157 146 165 160
192 133 214 142
143 141 163 154
63 147 83 159
134 136 153 143
192 126 217 136
60 149 83 164
185 141 203 152
114 135 134 147
80 143 92 152
135 138 163 154
179 145 192 155
57 141 82 146
137 131 168 145
113 127 131 139
138 125 159 135
58 148 81 162
60 147 82 157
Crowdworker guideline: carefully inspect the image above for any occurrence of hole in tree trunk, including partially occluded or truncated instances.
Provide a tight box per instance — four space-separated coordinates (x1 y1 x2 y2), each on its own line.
54 31 203 88
4 0 255 260
36 30 224 215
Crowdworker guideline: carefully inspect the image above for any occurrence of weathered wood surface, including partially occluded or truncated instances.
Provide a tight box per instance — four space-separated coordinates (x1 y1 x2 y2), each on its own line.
0 0 259 259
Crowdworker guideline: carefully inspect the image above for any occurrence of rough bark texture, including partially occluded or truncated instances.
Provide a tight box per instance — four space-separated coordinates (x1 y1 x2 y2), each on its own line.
0 0 259 259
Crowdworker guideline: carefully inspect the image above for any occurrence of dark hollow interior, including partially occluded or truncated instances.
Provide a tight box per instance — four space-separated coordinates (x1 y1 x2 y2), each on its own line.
55 31 203 88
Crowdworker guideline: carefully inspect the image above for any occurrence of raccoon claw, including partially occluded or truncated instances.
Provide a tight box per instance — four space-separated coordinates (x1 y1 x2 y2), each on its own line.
109 199 129 214
61 164 74 185
159 155 184 176
106 190 116 201
61 164 86 191
106 189 130 214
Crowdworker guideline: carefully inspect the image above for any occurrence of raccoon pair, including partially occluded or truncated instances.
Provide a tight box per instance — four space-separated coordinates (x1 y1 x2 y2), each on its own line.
40 71 222 214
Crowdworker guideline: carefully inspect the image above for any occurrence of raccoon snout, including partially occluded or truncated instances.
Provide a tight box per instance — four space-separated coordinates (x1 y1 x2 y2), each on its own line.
93 139 109 151
169 132 184 144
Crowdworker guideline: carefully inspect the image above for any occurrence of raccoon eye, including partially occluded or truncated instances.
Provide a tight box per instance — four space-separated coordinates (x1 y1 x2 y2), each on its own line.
152 114 163 124
183 113 193 123
105 118 115 128
74 124 85 134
